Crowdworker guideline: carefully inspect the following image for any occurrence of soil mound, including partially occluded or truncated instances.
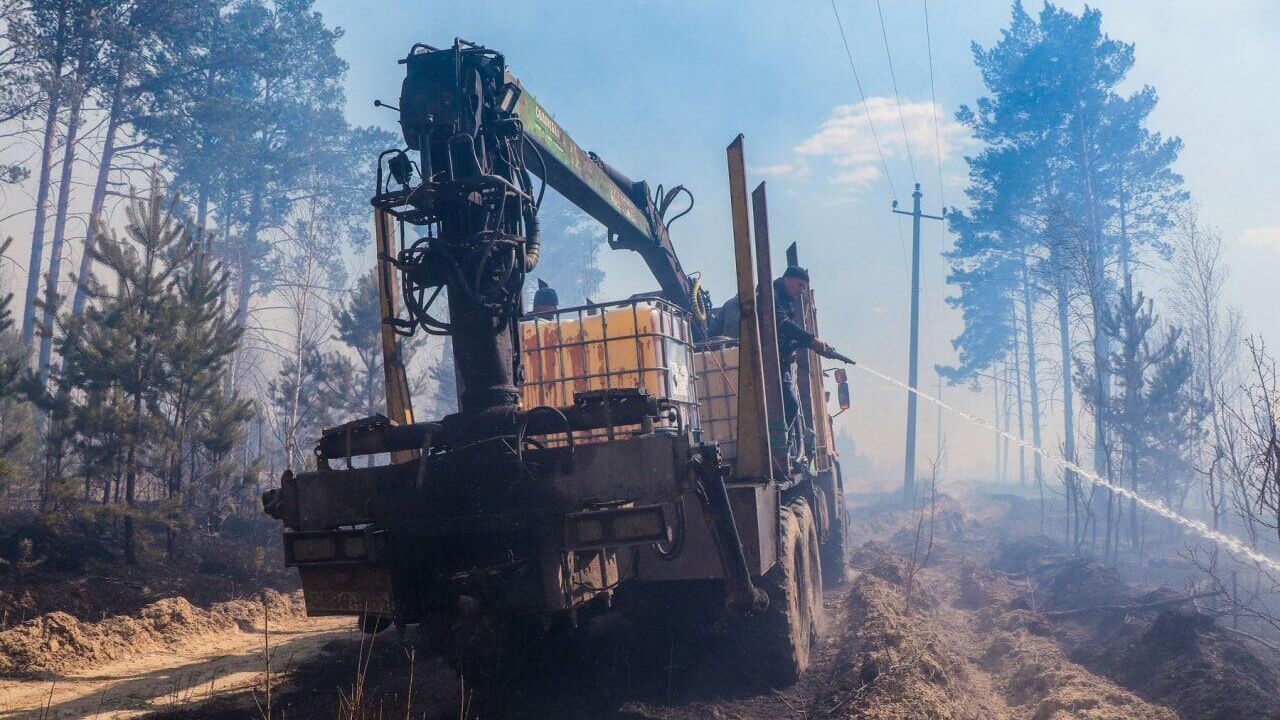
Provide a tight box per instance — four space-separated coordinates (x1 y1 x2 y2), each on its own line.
1103 609 1280 720
1003 541 1280 719
822 571 983 718
1040 560 1130 612
0 589 304 677
982 627 1177 720
991 535 1069 573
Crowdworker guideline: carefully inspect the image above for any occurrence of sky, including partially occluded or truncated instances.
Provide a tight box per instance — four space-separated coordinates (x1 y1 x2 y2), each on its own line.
6 0 1280 489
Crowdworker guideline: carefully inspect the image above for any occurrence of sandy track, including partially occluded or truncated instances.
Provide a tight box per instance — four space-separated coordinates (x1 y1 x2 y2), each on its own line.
0 615 350 720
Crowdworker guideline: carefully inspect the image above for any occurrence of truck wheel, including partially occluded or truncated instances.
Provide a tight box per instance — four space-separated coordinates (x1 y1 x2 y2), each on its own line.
821 465 850 585
753 498 824 686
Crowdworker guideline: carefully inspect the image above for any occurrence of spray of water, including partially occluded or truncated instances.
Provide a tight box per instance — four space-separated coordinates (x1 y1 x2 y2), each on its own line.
852 362 1280 575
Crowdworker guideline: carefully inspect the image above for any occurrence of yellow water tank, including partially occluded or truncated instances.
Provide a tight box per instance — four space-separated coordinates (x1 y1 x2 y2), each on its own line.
519 300 697 442
693 343 739 459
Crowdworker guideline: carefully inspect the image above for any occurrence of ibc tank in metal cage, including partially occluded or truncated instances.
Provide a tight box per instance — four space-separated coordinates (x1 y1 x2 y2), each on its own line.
519 298 699 444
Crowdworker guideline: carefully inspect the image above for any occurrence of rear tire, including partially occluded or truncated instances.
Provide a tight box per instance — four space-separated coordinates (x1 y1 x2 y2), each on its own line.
753 498 824 686
821 465 849 585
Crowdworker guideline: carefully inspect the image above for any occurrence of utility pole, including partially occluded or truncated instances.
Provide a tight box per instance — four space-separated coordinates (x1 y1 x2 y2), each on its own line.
892 183 944 499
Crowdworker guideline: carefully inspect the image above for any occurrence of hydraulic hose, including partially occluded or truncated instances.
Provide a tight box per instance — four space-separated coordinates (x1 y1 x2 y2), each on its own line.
523 206 541 272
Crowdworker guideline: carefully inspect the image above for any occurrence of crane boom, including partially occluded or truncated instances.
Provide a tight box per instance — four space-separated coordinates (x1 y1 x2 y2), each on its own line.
509 75 700 326
370 40 708 414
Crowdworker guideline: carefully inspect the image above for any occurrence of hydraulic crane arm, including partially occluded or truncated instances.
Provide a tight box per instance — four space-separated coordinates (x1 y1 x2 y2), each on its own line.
507 74 704 327
370 40 709 415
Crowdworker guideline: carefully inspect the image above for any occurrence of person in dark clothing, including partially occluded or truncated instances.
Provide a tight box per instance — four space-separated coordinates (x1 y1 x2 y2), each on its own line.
714 266 832 461
773 266 830 460
532 279 559 313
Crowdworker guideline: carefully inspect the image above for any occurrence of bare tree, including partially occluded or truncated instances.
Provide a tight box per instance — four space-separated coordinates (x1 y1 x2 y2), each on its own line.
262 201 340 470
1188 338 1280 640
904 443 941 616
1167 203 1243 531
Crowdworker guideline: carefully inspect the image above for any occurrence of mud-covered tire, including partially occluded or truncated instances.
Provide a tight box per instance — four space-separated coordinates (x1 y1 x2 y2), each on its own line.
820 479 849 585
754 498 824 686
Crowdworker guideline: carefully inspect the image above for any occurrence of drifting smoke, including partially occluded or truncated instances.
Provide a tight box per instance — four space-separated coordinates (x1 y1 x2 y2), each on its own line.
853 362 1280 575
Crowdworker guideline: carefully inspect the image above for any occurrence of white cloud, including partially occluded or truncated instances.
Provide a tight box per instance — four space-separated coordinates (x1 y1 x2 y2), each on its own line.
750 159 809 179
794 97 971 196
566 215 605 238
1240 226 1280 251
833 165 882 190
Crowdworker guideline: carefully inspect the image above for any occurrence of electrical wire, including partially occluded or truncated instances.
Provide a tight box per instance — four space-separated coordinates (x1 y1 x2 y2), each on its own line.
874 0 918 184
922 0 947 210
828 0 899 203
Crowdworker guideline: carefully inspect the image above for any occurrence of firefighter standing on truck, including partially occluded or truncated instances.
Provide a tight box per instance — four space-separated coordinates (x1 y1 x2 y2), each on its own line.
716 265 832 461
775 266 830 461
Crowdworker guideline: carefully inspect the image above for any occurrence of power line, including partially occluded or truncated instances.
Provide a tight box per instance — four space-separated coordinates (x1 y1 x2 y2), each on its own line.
828 0 899 203
874 0 918 184
922 0 946 210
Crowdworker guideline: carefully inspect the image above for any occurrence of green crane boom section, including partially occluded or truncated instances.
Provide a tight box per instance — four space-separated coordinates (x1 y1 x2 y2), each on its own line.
509 74 699 327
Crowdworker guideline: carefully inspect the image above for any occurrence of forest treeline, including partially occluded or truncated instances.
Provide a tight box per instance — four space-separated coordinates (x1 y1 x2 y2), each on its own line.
0 0 603 572
941 3 1280 637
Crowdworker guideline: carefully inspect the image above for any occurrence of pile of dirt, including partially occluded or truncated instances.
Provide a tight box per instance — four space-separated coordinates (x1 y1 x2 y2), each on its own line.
0 516 298 628
817 552 997 719
989 535 1070 574
980 627 1177 720
0 589 305 677
994 542 1280 719
1104 609 1280 720
1039 560 1132 612
1050 593 1280 720
955 561 1020 611
848 493 977 551
934 561 1176 720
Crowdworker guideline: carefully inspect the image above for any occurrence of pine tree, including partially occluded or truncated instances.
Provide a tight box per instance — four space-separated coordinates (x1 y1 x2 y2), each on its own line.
159 225 244 556
0 259 36 499
425 341 459 418
60 178 188 563
13 0 75 352
0 1 35 184
954 2 1185 554
526 192 606 306
69 0 221 321
1079 283 1205 557
134 0 354 332
268 343 337 470
190 387 255 539
327 269 384 418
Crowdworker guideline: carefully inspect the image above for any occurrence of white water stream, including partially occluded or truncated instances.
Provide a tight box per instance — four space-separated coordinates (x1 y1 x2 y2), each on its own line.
852 362 1280 574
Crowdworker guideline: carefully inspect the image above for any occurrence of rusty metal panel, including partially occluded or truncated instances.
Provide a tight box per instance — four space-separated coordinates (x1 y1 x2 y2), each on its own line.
729 481 779 574
636 481 779 581
374 209 417 466
565 504 668 551
637 490 723 581
298 563 394 616
546 433 690 505
286 464 404 530
750 182 788 474
726 136 772 482
802 288 835 471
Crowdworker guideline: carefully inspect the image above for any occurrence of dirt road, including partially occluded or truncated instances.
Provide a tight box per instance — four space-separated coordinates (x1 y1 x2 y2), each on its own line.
0 615 349 720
